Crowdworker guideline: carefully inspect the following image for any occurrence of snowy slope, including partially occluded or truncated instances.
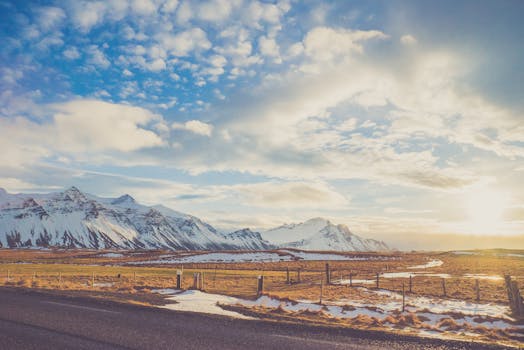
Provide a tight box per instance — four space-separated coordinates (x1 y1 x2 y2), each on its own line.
0 187 270 250
262 218 389 251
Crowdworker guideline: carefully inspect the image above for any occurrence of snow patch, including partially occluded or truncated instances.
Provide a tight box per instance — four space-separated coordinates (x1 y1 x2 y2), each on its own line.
159 290 255 320
408 260 443 269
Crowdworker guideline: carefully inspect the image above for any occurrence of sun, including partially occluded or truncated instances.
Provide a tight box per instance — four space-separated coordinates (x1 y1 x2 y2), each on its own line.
464 188 509 234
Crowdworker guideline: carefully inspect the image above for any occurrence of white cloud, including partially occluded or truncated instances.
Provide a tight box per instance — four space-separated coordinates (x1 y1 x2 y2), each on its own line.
172 120 214 136
400 34 417 46
236 181 349 209
36 6 66 31
157 28 211 56
303 26 387 62
148 58 166 72
63 47 80 60
130 0 157 16
197 0 239 23
175 1 192 24
243 1 285 28
49 100 165 152
161 0 179 13
258 36 281 62
286 42 304 58
86 45 110 68
0 178 44 193
71 1 107 33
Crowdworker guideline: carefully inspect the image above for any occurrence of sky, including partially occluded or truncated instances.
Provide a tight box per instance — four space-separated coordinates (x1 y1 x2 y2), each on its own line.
1 0 523 249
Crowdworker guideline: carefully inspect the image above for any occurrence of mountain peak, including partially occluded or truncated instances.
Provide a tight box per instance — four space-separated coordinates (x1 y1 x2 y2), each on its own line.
111 194 136 205
304 217 330 226
62 186 87 201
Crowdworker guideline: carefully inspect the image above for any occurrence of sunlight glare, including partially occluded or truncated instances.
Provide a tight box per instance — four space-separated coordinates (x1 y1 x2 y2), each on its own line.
464 189 509 234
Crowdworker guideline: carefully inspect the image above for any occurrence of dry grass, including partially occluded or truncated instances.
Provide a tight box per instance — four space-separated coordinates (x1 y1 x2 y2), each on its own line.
0 248 522 306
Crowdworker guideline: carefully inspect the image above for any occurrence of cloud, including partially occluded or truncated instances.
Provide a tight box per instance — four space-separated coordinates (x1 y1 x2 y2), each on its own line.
0 100 166 166
400 34 417 46
35 6 66 31
172 120 214 136
161 0 179 13
86 45 110 68
70 1 107 33
197 0 239 23
130 0 157 16
236 181 349 209
303 26 387 62
49 100 166 152
157 28 211 56
63 47 80 60
258 36 281 62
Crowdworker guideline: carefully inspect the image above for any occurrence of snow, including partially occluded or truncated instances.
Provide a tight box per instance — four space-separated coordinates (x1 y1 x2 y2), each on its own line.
0 187 389 252
128 250 393 265
505 253 524 258
381 272 415 278
279 250 382 261
93 282 114 287
262 218 330 244
151 288 181 295
408 259 443 269
159 290 255 320
452 251 477 255
338 279 376 285
131 252 293 264
152 288 521 341
261 217 388 252
98 253 124 258
463 274 503 281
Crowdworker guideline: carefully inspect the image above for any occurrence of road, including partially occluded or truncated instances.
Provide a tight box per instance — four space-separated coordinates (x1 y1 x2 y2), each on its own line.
0 288 511 350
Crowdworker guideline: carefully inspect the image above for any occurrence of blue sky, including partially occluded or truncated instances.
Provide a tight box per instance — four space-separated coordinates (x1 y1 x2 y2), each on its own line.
1 0 523 246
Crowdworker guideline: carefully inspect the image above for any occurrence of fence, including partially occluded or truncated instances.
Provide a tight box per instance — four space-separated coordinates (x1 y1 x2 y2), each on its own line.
1 263 522 312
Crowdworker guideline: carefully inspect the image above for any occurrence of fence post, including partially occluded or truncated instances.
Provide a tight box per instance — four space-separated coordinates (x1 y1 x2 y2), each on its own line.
475 279 480 302
201 272 205 290
286 267 290 285
409 275 413 293
92 272 95 288
325 263 331 285
133 271 136 284
193 273 200 290
257 275 264 296
441 278 446 297
176 270 182 289
349 272 353 287
297 268 301 284
7 269 10 282
319 279 323 305
505 275 524 317
376 273 380 289
32 271 36 283
59 272 62 289
402 282 405 312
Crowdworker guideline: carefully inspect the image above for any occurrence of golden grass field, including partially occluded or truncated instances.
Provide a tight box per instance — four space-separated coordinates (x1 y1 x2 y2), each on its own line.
0 248 522 306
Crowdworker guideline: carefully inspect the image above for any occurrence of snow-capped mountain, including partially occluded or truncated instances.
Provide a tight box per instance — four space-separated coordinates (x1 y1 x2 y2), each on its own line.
0 187 272 250
0 187 388 252
262 218 389 251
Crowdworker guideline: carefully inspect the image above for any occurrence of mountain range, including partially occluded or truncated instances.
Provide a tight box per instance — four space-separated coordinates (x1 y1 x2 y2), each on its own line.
0 187 389 252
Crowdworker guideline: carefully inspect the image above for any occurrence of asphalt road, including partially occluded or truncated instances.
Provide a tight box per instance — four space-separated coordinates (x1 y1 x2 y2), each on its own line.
0 288 512 350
